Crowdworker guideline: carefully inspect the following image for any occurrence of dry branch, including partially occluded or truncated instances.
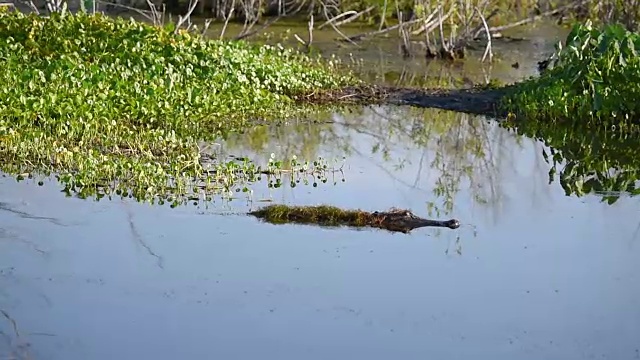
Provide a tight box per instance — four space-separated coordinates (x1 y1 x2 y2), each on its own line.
344 17 425 42
473 0 590 38
234 14 282 40
476 6 492 62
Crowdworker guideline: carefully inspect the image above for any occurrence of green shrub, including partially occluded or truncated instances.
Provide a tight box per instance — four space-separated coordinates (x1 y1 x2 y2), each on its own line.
0 10 357 204
503 21 640 131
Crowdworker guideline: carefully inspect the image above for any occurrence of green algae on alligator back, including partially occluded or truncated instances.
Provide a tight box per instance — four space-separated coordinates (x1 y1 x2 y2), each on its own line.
249 204 460 233
0 10 358 206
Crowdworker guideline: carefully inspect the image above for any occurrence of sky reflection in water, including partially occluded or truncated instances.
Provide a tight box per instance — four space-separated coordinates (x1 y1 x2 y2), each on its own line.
1 103 639 360
1 20 639 360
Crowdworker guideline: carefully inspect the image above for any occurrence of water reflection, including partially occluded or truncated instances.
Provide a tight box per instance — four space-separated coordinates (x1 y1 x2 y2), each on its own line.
503 118 640 203
2 22 640 359
2 103 640 359
224 105 550 223
1 136 639 359
225 97 640 217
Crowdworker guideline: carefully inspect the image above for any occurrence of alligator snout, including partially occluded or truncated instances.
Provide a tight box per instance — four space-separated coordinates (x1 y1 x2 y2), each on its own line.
445 219 461 229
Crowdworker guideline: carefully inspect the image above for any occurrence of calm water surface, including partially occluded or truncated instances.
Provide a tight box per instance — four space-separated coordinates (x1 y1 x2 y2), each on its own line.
1 24 639 360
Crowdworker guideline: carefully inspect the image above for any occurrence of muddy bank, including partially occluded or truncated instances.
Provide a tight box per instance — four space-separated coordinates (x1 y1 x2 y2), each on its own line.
298 84 514 118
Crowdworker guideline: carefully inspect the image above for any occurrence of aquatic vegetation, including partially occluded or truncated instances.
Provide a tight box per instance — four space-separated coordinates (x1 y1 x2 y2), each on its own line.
249 204 460 233
503 21 640 129
0 10 357 204
261 154 346 189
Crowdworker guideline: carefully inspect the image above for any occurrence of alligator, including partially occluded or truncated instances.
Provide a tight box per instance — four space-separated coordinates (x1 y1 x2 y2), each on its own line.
370 208 460 233
249 205 460 234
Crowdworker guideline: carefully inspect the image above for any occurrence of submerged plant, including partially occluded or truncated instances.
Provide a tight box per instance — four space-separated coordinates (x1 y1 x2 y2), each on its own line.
503 21 640 129
0 10 357 204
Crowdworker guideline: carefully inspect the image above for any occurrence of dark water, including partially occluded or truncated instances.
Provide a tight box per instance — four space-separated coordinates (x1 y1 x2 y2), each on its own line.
2 24 640 360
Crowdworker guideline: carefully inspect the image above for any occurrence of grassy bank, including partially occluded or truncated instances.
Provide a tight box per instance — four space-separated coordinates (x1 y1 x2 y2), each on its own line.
0 10 357 204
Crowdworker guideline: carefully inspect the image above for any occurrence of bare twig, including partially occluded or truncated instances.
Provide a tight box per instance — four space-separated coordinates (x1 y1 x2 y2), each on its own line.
411 6 441 35
308 14 314 46
160 3 166 25
468 8 498 38
473 0 589 38
236 0 263 39
145 0 162 25
399 13 411 58
319 10 356 28
201 18 213 36
476 6 492 62
288 0 308 16
294 33 307 44
438 5 448 52
13 0 39 14
422 0 435 57
278 0 284 15
97 0 156 23
174 0 199 33
220 0 235 39
319 6 374 28
378 0 388 30
345 17 424 42
321 1 359 46
395 0 410 58
45 0 64 13
294 14 313 49
234 15 282 40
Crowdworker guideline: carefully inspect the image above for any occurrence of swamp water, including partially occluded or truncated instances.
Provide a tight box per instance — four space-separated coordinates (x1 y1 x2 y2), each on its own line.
1 23 639 360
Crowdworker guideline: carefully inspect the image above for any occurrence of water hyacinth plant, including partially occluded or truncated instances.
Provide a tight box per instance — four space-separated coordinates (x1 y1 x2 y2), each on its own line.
502 21 640 130
0 9 357 205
